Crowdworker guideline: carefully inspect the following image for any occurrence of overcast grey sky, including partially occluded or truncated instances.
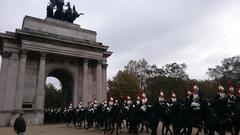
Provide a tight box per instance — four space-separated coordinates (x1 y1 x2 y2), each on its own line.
1 0 240 86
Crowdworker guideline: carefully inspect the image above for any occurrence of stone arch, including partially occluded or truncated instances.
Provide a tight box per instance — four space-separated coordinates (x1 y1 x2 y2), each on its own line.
45 68 75 108
45 64 77 80
0 16 112 126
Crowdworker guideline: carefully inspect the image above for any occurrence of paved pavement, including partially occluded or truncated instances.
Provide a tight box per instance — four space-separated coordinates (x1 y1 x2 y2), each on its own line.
0 124 231 135
0 124 147 135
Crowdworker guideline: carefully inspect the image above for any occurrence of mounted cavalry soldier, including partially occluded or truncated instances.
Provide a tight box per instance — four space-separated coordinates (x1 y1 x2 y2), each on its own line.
236 83 240 104
190 85 201 110
87 101 94 113
186 90 193 101
77 101 84 113
66 103 74 126
169 91 177 106
140 91 148 112
158 91 165 103
227 86 235 105
141 92 148 105
185 90 193 107
109 97 114 108
76 101 85 128
125 96 132 105
238 84 240 95
186 90 192 100
93 99 98 109
78 101 83 109
114 99 119 106
68 103 73 110
103 100 108 108
125 96 132 110
215 84 226 100
136 96 141 106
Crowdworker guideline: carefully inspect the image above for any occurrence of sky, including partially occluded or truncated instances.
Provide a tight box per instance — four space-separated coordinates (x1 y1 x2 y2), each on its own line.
1 0 240 88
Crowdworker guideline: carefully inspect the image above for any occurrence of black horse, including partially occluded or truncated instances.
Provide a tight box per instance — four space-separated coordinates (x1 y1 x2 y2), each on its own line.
77 108 86 128
107 105 123 135
232 97 240 135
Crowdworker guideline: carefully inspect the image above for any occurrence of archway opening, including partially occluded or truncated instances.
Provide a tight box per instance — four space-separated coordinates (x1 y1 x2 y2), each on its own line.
45 69 74 109
45 77 62 108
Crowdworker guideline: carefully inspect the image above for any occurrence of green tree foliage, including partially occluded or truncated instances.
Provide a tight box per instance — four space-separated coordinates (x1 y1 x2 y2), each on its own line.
207 55 240 84
109 58 232 102
197 80 218 99
108 70 140 101
146 76 191 103
124 59 189 89
124 59 150 89
162 63 189 80
45 83 62 108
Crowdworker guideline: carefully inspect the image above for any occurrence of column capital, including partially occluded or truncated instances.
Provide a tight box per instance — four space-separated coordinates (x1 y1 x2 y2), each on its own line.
39 52 46 60
19 49 27 57
102 63 108 68
102 60 108 68
83 58 89 63
40 52 46 57
0 51 12 58
97 59 103 64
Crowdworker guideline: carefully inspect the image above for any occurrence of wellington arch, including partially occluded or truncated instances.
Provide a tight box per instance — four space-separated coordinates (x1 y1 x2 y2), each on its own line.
0 16 112 126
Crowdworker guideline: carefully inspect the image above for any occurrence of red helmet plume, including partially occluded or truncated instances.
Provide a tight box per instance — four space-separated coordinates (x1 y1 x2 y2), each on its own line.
237 83 240 96
191 81 196 93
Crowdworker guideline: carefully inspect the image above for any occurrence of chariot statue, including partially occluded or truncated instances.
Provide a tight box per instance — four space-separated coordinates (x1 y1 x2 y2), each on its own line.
47 0 84 23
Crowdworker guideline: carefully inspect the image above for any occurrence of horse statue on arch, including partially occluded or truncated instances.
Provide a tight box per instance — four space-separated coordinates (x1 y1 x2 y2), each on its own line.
46 0 84 23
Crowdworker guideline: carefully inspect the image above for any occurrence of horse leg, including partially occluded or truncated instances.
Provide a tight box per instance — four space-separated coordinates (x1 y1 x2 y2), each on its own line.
150 125 157 135
234 126 239 135
83 120 86 128
203 127 208 135
122 120 126 128
116 122 119 135
140 123 144 132
133 122 139 135
195 126 202 135
162 123 165 135
80 120 82 128
110 122 115 134
79 120 81 128
135 126 139 135
97 121 101 132
208 129 214 135
128 121 132 133
180 128 187 135
187 126 192 135
166 124 173 135
104 121 108 134
150 120 158 135
145 122 149 133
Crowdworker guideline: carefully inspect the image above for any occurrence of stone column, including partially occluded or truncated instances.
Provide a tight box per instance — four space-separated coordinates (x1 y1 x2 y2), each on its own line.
82 59 88 106
0 51 11 110
15 50 27 110
3 52 19 110
102 62 108 100
78 65 83 103
73 74 78 107
36 53 46 111
96 60 103 102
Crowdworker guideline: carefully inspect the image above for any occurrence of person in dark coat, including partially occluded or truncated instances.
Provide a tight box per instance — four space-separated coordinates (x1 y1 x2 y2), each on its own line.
14 112 26 135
